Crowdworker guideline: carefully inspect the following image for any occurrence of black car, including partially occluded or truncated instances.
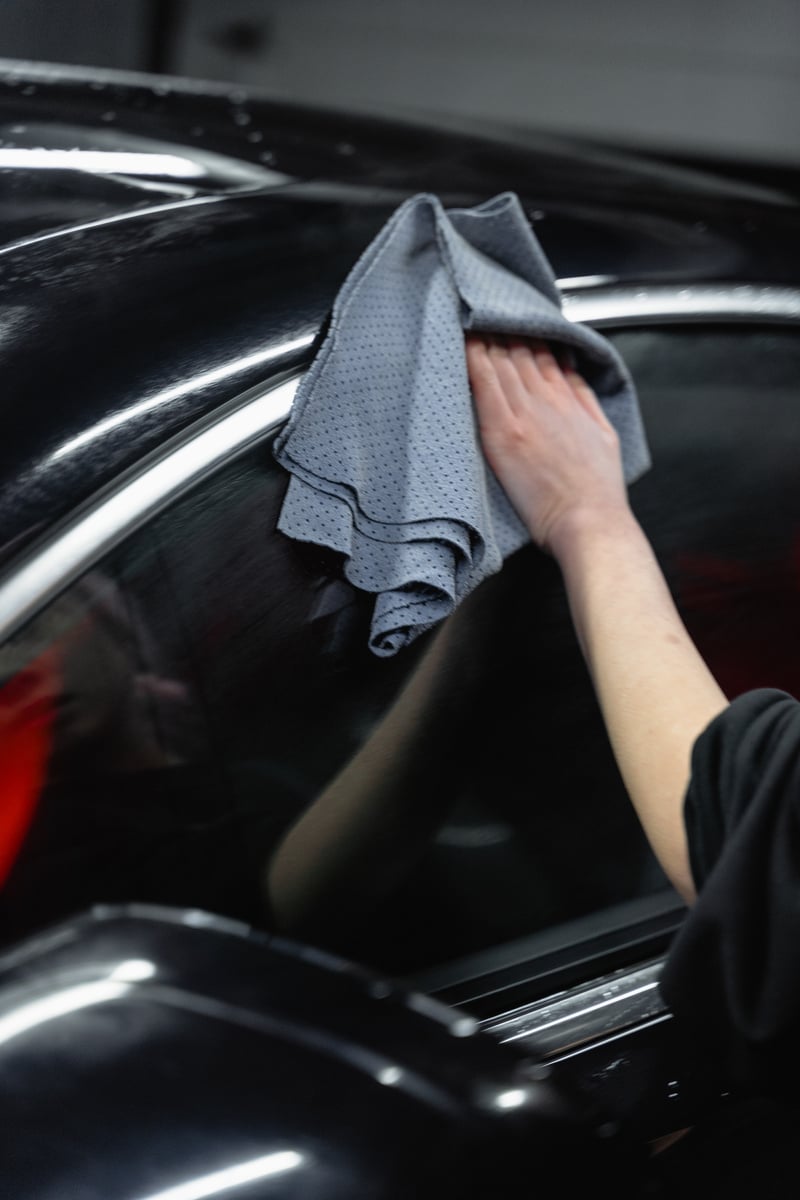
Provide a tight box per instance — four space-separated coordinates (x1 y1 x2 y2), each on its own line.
0 58 799 1197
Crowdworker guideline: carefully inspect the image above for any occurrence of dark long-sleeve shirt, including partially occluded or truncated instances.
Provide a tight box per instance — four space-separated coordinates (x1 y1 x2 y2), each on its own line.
659 687 800 1099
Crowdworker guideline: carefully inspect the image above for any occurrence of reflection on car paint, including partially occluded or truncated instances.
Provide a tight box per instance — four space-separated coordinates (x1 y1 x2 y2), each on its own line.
0 644 58 885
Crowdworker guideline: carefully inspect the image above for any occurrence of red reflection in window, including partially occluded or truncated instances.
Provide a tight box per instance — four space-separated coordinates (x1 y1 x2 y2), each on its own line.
0 646 60 887
673 537 800 701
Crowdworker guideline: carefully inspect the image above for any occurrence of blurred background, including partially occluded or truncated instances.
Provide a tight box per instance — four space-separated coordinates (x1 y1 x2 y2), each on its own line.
0 0 798 170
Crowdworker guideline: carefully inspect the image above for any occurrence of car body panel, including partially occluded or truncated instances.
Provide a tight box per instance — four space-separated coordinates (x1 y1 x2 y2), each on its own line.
0 905 646 1198
1 60 800 568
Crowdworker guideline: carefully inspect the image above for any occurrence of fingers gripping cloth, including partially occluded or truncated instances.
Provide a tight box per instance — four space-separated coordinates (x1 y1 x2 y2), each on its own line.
273 191 651 657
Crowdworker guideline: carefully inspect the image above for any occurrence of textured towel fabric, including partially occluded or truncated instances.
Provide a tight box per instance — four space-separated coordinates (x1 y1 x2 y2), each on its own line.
273 191 651 657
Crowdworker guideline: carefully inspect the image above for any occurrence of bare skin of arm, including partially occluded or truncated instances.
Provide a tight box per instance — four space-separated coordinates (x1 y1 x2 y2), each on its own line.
465 334 728 904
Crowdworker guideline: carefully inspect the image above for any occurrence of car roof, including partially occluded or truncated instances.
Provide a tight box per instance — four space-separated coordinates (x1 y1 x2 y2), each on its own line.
1 59 799 568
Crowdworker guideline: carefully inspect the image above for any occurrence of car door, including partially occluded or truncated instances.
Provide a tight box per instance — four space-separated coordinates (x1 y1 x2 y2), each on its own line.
0 281 798 1141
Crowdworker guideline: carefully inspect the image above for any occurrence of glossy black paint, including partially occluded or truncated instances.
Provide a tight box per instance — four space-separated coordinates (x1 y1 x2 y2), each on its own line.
0 906 648 1198
1 62 800 567
0 63 799 1193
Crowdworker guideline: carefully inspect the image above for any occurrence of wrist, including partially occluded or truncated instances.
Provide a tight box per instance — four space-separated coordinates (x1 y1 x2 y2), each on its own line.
546 503 641 566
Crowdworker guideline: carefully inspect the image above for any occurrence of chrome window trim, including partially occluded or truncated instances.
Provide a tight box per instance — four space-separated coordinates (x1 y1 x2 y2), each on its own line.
0 374 300 644
482 956 667 1059
560 281 800 327
1 278 799 649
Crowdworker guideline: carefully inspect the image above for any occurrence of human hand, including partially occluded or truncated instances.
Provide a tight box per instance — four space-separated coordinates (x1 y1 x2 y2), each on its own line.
466 335 631 557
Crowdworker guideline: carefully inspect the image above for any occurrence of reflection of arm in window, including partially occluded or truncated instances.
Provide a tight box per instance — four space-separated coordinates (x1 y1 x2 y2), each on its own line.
263 603 476 938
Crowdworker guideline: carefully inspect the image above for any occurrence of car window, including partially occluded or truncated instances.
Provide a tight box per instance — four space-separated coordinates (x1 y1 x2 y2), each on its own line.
0 323 798 974
621 325 800 701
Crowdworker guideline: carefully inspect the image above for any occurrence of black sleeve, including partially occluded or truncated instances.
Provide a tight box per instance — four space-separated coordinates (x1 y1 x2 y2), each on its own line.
658 688 800 1099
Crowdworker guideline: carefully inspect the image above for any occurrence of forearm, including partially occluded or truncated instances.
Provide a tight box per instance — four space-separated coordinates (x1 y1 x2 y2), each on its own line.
465 334 730 905
552 508 728 904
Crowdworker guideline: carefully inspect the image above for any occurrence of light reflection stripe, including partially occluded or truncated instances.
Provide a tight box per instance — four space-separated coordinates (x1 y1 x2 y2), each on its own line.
50 335 314 462
0 149 205 177
0 193 229 258
135 1152 304 1200
0 375 299 644
498 981 660 1042
0 979 129 1044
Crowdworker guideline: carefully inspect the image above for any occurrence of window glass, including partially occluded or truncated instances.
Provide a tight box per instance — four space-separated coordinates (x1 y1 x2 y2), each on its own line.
0 324 797 973
620 325 800 701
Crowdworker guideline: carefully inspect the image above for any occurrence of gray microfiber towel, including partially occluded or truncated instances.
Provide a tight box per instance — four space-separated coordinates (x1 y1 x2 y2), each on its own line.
273 190 651 657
